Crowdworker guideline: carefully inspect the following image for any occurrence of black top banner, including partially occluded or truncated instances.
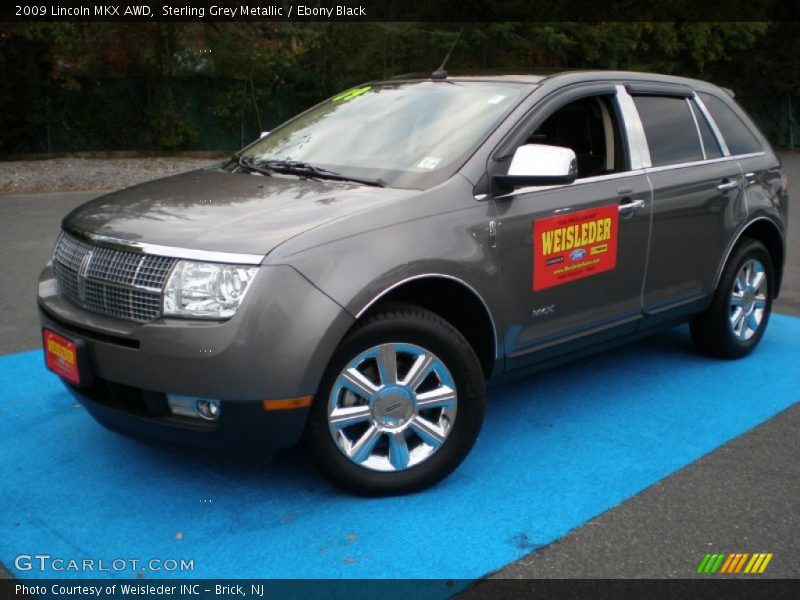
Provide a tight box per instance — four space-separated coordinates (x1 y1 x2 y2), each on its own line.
2 0 800 22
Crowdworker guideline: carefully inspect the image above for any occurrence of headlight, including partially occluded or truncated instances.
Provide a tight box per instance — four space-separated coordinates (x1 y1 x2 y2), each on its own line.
163 261 258 319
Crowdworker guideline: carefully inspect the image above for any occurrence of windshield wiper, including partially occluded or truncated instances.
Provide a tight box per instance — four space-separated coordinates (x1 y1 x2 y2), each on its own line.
259 160 386 188
234 155 273 177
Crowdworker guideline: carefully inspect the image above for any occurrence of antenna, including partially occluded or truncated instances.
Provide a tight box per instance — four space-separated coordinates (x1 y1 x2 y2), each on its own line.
431 28 464 80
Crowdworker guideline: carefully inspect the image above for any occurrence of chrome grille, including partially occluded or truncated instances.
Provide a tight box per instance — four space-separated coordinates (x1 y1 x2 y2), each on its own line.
52 231 178 322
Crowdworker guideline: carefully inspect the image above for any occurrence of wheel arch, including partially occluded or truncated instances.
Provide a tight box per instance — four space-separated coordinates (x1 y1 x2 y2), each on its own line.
355 274 499 378
715 216 785 296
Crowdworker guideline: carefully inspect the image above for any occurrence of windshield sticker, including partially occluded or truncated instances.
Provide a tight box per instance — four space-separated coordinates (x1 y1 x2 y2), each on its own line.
331 86 372 103
416 156 442 170
486 95 507 104
532 204 618 291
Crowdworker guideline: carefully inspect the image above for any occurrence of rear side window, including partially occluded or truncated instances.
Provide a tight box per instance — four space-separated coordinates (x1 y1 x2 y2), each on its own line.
698 92 762 155
689 101 723 159
633 95 703 166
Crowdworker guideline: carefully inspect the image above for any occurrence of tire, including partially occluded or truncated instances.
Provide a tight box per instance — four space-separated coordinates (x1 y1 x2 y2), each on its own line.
690 238 774 359
305 303 486 496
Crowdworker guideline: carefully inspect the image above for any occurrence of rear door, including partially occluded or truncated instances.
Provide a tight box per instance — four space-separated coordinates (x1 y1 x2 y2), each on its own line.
629 87 747 329
490 85 652 371
696 91 781 239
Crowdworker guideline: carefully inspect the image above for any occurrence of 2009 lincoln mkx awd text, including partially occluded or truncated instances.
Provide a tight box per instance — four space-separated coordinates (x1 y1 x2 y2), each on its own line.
38 70 787 495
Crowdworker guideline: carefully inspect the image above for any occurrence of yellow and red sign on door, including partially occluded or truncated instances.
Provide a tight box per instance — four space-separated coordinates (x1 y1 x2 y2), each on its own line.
532 204 618 291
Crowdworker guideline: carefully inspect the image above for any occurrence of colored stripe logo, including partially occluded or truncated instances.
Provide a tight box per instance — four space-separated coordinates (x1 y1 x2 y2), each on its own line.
697 552 773 574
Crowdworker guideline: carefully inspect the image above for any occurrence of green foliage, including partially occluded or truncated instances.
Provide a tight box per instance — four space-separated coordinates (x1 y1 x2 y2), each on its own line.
0 21 797 152
145 85 199 150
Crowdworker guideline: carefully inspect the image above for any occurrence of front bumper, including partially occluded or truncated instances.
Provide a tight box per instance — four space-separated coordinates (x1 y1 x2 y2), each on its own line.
60 373 309 451
38 263 354 450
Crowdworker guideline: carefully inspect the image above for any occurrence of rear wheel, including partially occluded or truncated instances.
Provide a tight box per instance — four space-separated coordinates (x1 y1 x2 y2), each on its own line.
305 304 486 496
690 238 774 358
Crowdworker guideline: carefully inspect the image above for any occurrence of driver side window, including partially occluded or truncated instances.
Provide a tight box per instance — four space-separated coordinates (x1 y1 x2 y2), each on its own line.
527 95 628 179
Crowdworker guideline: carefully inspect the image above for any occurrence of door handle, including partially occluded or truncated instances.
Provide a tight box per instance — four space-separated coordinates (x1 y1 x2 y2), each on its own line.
717 179 739 192
618 199 645 214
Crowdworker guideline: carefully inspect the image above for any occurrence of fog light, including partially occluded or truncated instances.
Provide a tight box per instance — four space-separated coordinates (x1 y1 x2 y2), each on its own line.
167 394 221 421
196 399 221 420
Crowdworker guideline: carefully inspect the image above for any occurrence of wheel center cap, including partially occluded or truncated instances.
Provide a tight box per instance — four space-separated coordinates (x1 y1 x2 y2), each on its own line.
743 289 756 311
373 388 414 428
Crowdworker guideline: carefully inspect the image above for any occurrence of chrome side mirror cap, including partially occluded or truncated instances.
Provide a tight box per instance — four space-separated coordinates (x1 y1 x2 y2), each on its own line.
494 144 577 188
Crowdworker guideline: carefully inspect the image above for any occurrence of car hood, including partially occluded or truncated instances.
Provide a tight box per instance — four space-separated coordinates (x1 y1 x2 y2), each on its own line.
62 168 415 259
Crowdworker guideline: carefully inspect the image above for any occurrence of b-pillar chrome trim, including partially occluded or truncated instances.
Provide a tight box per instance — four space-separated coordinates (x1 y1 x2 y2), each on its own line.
615 85 652 170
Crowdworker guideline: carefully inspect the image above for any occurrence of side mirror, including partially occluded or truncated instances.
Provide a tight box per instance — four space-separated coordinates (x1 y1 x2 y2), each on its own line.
494 144 577 188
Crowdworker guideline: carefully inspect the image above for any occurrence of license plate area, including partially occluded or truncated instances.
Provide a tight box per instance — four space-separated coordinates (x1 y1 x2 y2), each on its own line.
43 328 93 387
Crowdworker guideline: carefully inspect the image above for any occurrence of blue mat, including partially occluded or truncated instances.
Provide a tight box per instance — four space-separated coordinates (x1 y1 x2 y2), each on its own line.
1 315 798 581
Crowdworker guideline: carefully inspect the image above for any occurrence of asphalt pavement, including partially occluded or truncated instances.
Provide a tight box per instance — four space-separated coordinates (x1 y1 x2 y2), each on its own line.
0 153 797 583
0 191 93 353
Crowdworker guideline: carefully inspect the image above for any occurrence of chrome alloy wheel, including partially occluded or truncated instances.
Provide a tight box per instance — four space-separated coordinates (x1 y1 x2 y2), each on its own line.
327 343 458 472
729 258 768 341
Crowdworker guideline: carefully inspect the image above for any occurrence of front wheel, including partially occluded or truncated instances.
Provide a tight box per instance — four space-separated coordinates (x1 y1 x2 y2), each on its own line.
690 238 774 358
305 304 486 496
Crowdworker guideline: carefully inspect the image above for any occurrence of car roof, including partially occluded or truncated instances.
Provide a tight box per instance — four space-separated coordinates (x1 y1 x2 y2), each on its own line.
383 70 731 95
385 72 548 84
542 70 731 95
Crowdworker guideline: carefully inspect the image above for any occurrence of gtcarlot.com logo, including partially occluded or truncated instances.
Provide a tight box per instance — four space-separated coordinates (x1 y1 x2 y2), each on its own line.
14 554 194 574
697 552 773 574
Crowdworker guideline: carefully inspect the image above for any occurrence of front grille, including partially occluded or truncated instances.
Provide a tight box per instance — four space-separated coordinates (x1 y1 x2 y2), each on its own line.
52 231 178 322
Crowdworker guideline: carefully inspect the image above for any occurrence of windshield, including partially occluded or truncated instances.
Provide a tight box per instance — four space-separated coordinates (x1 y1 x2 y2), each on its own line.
239 81 530 189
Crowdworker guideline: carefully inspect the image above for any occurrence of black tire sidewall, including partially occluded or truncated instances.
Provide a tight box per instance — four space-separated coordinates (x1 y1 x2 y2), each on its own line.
706 239 774 357
305 305 486 496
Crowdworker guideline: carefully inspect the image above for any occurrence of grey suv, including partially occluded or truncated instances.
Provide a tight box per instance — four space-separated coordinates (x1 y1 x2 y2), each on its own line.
38 71 788 495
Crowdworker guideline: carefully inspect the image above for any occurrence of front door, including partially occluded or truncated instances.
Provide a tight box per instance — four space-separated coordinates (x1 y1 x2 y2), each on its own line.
491 91 652 371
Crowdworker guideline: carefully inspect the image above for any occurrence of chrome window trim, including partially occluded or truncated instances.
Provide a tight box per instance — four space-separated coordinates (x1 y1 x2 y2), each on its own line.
692 94 731 156
615 85 652 169
643 152 765 175
354 273 500 360
498 169 647 199
686 97 707 160
63 226 265 266
498 150 764 198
